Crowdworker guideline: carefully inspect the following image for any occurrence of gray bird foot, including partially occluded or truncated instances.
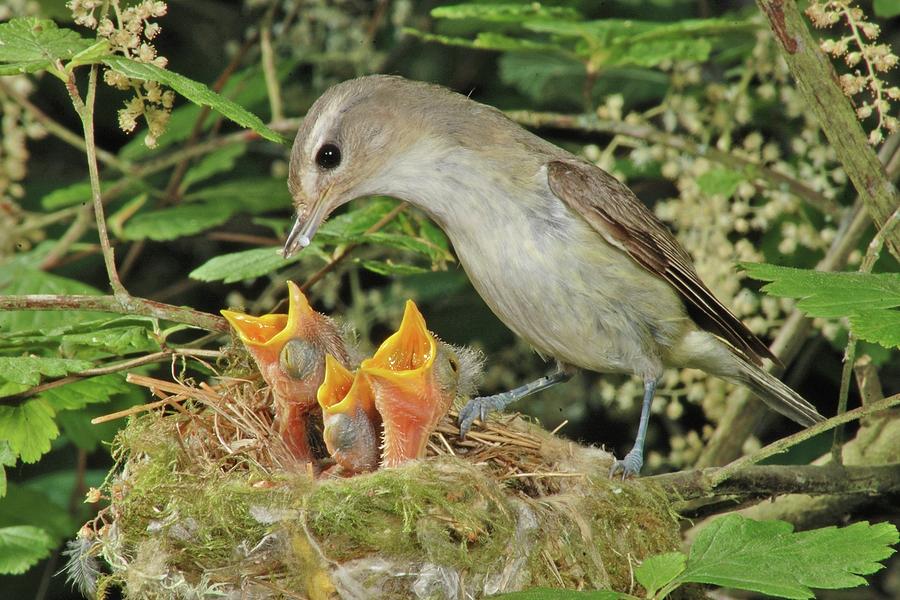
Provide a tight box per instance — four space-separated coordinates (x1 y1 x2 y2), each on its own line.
609 448 644 479
458 392 514 438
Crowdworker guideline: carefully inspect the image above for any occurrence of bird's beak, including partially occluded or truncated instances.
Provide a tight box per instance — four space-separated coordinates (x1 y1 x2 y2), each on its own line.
318 355 380 473
360 300 444 466
283 189 332 259
220 281 315 363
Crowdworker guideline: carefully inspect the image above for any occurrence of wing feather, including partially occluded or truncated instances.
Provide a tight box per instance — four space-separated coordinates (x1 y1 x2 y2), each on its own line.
547 159 778 367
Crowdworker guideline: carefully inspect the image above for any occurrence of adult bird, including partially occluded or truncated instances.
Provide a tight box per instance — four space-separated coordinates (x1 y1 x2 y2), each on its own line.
281 75 824 476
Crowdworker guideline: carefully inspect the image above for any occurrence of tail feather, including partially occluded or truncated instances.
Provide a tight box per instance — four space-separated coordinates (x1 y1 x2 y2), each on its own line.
732 361 825 427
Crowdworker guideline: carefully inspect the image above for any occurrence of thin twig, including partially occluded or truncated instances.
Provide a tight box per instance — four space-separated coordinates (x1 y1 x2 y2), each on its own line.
260 1 284 123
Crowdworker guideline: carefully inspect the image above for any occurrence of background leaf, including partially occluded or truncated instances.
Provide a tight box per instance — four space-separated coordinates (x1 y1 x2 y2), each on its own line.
102 56 289 144
0 526 54 575
0 17 92 75
635 552 685 596
678 515 899 598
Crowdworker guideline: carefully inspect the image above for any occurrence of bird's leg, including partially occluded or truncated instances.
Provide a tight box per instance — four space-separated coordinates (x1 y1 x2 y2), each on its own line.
458 368 572 437
610 377 658 478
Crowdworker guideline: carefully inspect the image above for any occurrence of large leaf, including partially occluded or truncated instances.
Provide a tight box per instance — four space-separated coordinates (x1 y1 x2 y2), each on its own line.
635 552 685 597
677 515 898 598
0 443 13 498
0 526 54 575
742 263 900 348
39 373 130 411
102 56 289 145
182 143 248 190
0 399 59 463
190 247 299 283
0 17 92 75
121 177 290 241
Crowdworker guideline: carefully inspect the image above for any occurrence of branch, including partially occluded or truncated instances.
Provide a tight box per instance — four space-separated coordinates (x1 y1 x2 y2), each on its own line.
755 0 900 259
649 464 900 500
0 294 227 332
506 110 842 219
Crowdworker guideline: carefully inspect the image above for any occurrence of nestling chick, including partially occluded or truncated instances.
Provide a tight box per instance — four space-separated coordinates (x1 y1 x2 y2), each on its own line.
221 281 349 466
317 354 381 474
359 300 467 467
282 75 825 476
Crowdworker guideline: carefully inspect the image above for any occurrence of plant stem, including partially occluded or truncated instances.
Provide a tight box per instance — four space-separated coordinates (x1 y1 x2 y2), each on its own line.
506 110 842 219
709 391 900 485
755 0 900 259
260 1 283 123
0 294 227 332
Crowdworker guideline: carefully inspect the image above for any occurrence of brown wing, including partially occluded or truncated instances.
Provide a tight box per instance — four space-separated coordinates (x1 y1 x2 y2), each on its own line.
547 159 778 367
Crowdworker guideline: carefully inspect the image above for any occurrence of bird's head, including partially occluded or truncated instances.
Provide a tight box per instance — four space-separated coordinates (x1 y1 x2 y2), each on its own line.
282 75 525 258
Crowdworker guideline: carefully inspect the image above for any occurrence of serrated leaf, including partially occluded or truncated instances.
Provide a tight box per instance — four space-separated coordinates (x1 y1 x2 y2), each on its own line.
678 515 899 598
102 56 288 145
190 247 298 283
697 168 744 197
0 399 58 463
182 143 248 190
431 3 581 22
0 17 91 75
184 177 290 210
39 373 129 411
635 552 685 596
404 28 566 54
0 356 92 397
0 526 54 575
742 263 900 348
489 590 624 599
61 325 160 357
0 265 107 334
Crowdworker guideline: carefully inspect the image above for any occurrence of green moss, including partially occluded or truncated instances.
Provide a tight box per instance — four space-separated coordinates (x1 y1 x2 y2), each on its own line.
305 457 515 569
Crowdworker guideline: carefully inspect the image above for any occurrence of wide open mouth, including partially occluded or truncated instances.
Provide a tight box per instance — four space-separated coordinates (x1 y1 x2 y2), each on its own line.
317 354 369 415
220 281 313 350
361 300 435 381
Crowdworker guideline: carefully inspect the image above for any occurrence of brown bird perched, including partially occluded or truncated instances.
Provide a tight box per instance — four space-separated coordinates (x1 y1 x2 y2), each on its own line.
281 75 825 476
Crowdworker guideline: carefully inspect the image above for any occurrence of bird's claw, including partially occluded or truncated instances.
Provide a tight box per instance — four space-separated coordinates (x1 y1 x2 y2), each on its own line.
609 448 643 479
458 393 512 438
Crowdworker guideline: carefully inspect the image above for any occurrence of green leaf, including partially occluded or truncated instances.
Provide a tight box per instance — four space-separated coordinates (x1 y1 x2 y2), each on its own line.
190 246 297 283
182 143 248 190
317 198 399 242
697 168 744 197
59 325 161 357
0 482 74 539
499 52 586 103
741 263 900 348
39 373 130 411
58 392 142 451
489 590 624 599
431 3 581 22
0 356 92 396
635 552 685 596
121 177 290 241
874 0 900 18
404 29 567 54
0 443 14 498
102 56 288 145
0 526 54 575
678 515 899 598
0 17 92 76
0 399 59 463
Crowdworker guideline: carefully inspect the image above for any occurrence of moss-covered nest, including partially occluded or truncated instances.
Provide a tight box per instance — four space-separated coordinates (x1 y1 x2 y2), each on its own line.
77 372 682 599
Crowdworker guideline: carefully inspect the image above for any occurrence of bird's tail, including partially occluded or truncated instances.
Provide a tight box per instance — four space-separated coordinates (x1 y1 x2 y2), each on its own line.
727 358 825 427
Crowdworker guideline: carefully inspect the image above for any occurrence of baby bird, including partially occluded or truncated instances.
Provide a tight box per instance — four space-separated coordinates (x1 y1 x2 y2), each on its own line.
221 281 349 465
317 354 381 474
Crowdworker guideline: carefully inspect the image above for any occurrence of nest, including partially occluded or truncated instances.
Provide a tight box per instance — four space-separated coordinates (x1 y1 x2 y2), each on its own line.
74 364 684 599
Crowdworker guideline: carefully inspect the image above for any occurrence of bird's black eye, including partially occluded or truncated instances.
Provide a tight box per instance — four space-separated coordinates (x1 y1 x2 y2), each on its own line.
315 143 342 170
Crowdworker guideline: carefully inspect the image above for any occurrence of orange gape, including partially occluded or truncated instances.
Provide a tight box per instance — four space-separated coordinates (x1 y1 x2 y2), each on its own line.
222 281 349 466
319 300 460 472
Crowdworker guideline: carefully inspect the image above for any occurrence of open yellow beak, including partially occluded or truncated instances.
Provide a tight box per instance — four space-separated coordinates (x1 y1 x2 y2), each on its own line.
359 300 448 467
317 355 380 473
221 281 316 364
